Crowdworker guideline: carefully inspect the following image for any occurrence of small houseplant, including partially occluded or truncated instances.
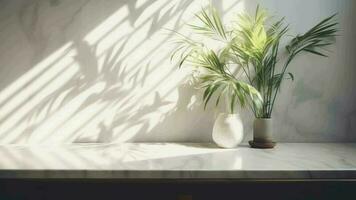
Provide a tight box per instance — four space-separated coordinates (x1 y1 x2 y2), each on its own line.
171 5 337 148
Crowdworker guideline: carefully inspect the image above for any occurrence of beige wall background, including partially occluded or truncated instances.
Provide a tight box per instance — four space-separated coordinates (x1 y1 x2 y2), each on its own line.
0 0 355 144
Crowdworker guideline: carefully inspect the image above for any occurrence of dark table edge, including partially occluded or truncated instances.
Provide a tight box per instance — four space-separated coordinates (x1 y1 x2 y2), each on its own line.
0 169 355 180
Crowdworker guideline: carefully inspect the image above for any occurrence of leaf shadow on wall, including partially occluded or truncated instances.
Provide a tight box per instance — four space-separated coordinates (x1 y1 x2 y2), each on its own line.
97 83 215 142
0 0 240 143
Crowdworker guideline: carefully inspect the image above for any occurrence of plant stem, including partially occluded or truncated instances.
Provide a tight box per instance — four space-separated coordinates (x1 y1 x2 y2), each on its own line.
266 42 279 117
268 54 294 116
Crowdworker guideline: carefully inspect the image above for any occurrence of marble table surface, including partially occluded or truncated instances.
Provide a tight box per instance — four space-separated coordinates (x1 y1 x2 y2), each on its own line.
0 143 355 179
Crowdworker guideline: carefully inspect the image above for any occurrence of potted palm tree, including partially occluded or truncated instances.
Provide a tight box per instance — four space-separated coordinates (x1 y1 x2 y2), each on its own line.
170 6 263 148
171 5 338 148
230 7 338 148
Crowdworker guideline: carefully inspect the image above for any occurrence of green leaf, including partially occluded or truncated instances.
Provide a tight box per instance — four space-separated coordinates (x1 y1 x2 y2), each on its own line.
230 92 236 113
303 48 328 57
287 14 338 57
190 6 227 40
204 84 221 110
287 72 294 81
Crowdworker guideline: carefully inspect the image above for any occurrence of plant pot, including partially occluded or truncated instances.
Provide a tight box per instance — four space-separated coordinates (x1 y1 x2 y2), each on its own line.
249 118 276 148
212 113 243 148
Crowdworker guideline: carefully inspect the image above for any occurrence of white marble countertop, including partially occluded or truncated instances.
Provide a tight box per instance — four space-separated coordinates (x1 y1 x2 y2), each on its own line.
0 143 355 179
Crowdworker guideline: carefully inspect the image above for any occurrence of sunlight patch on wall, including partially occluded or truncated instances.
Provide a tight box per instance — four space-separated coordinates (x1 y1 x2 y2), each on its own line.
0 0 245 144
84 6 130 45
0 43 74 117
0 43 79 143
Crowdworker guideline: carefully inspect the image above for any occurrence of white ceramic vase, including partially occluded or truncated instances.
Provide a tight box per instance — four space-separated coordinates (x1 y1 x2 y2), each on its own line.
212 113 244 148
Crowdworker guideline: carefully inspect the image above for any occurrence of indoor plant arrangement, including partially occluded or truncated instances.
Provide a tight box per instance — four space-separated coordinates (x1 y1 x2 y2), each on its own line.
171 6 263 148
171 5 337 148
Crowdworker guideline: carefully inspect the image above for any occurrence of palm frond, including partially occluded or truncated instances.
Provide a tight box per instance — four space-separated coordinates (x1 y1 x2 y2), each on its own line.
189 5 227 40
200 72 262 113
168 29 204 68
231 7 274 66
286 14 338 57
190 50 223 72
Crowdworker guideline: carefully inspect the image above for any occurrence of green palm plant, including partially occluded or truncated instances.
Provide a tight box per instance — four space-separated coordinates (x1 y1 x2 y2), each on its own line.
232 6 338 118
171 5 338 118
170 6 263 114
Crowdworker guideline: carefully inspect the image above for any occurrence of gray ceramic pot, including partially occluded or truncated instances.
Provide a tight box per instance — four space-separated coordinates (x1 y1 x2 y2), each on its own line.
253 118 273 142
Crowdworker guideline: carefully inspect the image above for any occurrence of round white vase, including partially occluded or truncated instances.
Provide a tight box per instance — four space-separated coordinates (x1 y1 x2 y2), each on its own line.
212 113 244 148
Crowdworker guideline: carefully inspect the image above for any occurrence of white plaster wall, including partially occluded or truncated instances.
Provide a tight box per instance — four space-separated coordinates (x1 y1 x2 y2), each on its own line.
0 0 354 144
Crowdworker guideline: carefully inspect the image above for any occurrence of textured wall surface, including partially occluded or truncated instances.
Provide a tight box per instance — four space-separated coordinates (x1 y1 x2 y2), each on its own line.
0 0 355 144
